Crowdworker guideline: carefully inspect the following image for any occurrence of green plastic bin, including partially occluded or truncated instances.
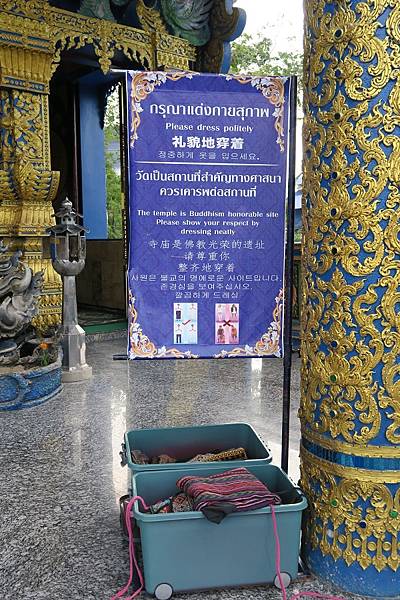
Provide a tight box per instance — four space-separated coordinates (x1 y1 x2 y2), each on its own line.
121 423 272 473
132 464 307 599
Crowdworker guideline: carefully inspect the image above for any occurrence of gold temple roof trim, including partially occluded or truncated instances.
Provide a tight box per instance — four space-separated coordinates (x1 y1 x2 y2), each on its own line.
0 0 197 92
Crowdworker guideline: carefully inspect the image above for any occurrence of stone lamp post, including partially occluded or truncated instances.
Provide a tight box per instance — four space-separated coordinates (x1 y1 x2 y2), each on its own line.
47 199 92 382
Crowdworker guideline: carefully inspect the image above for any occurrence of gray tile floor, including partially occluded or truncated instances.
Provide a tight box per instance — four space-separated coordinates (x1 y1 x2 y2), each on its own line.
0 340 366 600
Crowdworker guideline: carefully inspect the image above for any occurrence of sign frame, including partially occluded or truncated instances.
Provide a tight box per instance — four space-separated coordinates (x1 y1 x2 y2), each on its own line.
119 71 297 473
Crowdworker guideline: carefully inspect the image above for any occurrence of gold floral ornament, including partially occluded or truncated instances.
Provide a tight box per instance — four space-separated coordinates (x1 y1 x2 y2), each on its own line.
226 75 288 152
129 71 194 148
0 91 48 167
301 0 400 447
128 290 198 359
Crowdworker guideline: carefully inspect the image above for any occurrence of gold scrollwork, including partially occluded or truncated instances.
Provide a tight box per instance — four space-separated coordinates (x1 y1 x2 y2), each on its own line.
0 90 50 167
32 307 63 334
48 7 154 75
0 89 59 235
155 31 197 70
302 0 400 449
1 0 48 19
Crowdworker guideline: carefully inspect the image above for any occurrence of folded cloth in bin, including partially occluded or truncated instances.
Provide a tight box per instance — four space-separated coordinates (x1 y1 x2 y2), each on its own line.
177 467 281 523
188 447 248 463
149 492 194 514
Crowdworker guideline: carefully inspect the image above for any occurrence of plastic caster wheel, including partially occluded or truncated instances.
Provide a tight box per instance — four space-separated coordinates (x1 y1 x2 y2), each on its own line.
154 583 173 599
274 572 291 589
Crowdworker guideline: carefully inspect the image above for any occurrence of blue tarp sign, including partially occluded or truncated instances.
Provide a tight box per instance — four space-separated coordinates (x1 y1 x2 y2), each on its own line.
126 71 291 359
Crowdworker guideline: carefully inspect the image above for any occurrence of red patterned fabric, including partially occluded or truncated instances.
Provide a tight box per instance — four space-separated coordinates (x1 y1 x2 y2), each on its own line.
176 467 281 513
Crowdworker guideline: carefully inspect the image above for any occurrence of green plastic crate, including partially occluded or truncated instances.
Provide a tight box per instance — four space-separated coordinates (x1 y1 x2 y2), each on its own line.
122 423 272 474
132 464 307 598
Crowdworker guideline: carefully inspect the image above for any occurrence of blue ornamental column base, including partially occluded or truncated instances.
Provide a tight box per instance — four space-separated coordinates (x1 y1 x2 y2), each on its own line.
0 357 62 411
300 444 400 598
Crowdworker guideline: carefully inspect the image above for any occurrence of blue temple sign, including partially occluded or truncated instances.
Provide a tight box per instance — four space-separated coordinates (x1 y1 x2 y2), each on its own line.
126 71 292 359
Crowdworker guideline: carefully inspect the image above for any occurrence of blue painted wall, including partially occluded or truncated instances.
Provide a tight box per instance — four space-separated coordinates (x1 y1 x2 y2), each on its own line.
79 84 108 239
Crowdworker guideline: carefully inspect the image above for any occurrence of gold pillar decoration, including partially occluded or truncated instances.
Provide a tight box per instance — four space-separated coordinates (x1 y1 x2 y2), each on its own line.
0 5 61 332
301 0 400 596
155 31 197 70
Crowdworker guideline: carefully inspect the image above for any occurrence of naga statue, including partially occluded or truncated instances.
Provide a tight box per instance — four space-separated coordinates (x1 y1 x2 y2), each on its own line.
79 0 130 20
78 0 214 46
160 0 214 46
0 242 54 367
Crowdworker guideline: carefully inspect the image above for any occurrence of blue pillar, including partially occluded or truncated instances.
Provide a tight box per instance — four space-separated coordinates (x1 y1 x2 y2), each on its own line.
79 84 108 239
301 1 400 596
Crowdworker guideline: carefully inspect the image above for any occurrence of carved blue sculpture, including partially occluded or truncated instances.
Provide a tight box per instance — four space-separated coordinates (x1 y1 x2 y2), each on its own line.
0 242 43 359
160 0 214 45
0 242 62 409
79 0 130 21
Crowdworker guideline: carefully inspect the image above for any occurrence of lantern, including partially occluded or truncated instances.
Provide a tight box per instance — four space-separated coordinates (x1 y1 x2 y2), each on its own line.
47 198 92 382
48 199 87 276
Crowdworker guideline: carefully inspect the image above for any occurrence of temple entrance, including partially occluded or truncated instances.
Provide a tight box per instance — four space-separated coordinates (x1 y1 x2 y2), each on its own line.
49 51 129 333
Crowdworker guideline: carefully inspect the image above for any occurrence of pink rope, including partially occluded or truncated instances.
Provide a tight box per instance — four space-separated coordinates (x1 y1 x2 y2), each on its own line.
110 496 150 600
270 506 347 600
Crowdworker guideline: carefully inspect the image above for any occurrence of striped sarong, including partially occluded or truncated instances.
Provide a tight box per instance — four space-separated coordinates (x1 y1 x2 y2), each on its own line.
176 467 281 514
